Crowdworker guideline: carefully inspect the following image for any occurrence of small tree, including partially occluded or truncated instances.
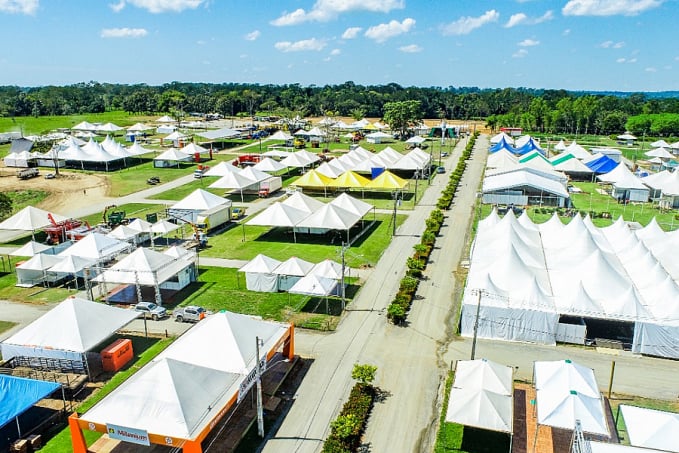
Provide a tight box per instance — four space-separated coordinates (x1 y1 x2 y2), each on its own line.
387 303 406 324
330 414 361 439
352 363 377 386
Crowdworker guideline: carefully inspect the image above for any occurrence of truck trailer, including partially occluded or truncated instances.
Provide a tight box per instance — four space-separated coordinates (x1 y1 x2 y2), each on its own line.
195 203 231 233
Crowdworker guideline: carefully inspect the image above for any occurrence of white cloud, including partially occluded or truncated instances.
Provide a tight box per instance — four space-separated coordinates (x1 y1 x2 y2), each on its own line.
125 0 205 13
271 0 404 26
342 26 362 39
365 18 415 43
0 0 38 14
518 39 539 47
563 0 662 16
109 0 125 12
274 38 326 52
442 10 499 36
399 44 422 53
616 57 637 63
513 49 528 58
675 56 679 61
645 67 657 72
600 40 625 48
562 28 571 35
101 27 148 38
330 48 341 56
245 30 260 41
504 10 553 28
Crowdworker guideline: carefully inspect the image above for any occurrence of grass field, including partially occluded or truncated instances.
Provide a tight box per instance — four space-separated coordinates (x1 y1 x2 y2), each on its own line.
201 213 406 268
40 335 173 453
4 189 49 213
0 320 16 335
0 112 158 136
0 261 74 304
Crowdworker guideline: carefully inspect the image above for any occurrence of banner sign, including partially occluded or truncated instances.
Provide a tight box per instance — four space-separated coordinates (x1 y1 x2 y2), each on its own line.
106 423 150 446
237 357 267 403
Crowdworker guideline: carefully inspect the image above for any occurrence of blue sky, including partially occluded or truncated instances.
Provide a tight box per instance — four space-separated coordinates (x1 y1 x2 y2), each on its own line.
0 0 677 91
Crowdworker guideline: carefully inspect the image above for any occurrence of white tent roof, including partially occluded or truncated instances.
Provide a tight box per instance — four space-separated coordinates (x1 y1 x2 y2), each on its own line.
180 142 209 155
197 127 240 140
254 157 287 173
47 255 94 274
151 219 181 234
554 139 567 151
375 147 403 165
534 360 600 398
405 135 426 144
315 162 344 178
537 388 609 436
246 202 309 227
16 253 63 271
390 153 426 171
172 189 229 211
1 297 138 353
620 405 679 452
295 204 361 230
203 161 241 177
58 233 130 261
208 171 257 190
483 170 569 198
163 131 189 141
84 357 242 440
490 132 514 144
156 115 175 123
588 442 652 453
564 140 592 160
282 191 325 213
127 122 153 131
453 359 513 395
238 254 282 274
96 122 123 133
329 193 372 217
156 311 290 375
127 218 153 233
650 139 671 148
72 121 97 131
154 148 192 162
289 274 338 296
0 206 67 231
310 259 343 280
487 149 519 169
127 142 152 156
270 130 293 140
366 131 392 139
93 247 191 285
273 257 314 276
280 153 312 168
262 149 292 159
240 166 273 183
107 224 142 241
552 154 594 173
445 388 513 433
645 147 673 159
10 241 53 256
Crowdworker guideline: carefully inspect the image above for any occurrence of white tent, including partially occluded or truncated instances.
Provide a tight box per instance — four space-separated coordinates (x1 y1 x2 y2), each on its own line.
96 122 123 133
289 274 338 297
310 259 343 280
153 148 192 167
47 255 94 278
107 224 145 244
487 149 519 170
58 233 131 264
490 132 514 144
203 161 241 177
282 191 325 213
246 202 309 228
564 140 592 160
279 153 312 169
405 136 426 144
156 115 175 123
0 297 138 363
169 189 230 222
534 360 608 436
126 142 151 157
254 157 287 173
645 147 673 159
270 130 293 141
650 139 671 148
15 254 64 287
71 121 97 131
273 257 314 291
127 218 153 233
180 142 209 156
0 206 67 232
365 131 393 144
620 405 679 452
10 241 53 257
196 127 240 140
238 254 282 292
315 161 345 179
295 204 361 237
329 193 373 217
454 359 513 395
554 139 567 151
446 388 513 433
151 219 180 235
240 166 273 184
127 122 153 132
208 172 257 202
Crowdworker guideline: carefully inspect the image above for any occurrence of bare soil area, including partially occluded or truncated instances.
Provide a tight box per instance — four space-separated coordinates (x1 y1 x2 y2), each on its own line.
0 169 112 215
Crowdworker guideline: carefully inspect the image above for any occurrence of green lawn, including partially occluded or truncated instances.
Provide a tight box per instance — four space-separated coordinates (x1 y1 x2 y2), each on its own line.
4 189 49 213
0 262 74 304
201 213 406 268
480 181 679 231
40 335 173 453
0 112 158 136
0 320 16 335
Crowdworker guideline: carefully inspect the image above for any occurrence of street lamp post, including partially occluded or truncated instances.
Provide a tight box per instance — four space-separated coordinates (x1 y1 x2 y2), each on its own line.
470 289 486 360
255 336 265 437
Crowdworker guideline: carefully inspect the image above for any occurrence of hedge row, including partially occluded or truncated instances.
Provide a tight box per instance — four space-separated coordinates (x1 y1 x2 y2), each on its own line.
321 383 376 453
386 133 479 325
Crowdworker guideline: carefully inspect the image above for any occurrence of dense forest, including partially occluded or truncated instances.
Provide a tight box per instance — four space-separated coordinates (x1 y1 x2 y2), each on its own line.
1 82 679 136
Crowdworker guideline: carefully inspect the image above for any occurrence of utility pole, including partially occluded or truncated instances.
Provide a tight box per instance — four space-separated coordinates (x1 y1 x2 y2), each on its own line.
256 336 264 437
392 192 400 236
340 242 346 311
470 289 485 360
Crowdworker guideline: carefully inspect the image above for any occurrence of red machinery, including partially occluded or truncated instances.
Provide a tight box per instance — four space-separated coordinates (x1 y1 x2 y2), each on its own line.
44 213 91 244
234 154 261 166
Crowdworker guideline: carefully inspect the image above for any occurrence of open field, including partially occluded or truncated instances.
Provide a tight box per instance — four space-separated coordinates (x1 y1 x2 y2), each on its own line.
0 262 74 303
0 112 159 136
201 213 406 268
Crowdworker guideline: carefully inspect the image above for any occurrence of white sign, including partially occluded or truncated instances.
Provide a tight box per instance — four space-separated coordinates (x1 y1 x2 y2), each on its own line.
237 357 267 403
106 423 150 446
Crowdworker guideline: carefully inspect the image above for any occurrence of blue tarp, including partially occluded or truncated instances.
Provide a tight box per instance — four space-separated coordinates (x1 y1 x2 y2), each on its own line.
0 375 60 428
489 138 514 153
514 138 545 156
586 156 619 174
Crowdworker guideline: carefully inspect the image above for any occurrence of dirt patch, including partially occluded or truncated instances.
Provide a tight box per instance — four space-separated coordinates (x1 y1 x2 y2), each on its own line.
0 170 112 216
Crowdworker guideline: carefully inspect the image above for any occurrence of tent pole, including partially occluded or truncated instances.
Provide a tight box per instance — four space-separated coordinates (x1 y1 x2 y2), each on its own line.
532 424 539 453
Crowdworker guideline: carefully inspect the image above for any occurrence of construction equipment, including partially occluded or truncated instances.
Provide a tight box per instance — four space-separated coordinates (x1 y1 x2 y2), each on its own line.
44 213 89 244
293 138 306 149
102 205 126 227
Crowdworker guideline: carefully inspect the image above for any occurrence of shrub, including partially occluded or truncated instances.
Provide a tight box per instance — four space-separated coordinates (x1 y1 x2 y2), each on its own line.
352 364 377 386
406 256 425 270
400 275 419 293
387 303 406 324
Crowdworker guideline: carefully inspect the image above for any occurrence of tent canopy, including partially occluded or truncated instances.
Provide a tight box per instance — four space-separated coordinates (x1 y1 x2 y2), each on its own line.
10 241 53 257
0 206 67 232
197 127 240 140
620 405 679 452
238 254 282 274
171 189 230 211
445 388 513 433
1 297 139 359
0 375 61 428
93 247 192 286
58 233 130 262
289 274 338 296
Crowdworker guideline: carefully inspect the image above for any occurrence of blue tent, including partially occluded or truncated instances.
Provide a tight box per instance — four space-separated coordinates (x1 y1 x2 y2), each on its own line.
586 155 618 174
0 375 60 429
489 137 514 153
514 138 545 156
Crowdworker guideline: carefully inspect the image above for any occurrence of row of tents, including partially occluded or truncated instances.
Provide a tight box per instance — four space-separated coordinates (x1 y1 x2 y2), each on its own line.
462 208 679 359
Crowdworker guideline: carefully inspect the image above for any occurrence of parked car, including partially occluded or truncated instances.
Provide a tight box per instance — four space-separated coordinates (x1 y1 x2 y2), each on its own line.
173 305 211 323
134 302 168 320
231 207 246 220
436 166 445 174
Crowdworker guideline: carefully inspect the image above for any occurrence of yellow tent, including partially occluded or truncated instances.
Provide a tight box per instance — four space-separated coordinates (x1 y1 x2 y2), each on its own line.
292 169 333 188
366 171 408 190
329 171 371 188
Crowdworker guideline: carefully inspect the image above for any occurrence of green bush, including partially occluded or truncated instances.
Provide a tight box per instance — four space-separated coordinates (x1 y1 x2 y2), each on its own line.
387 303 407 324
323 380 377 452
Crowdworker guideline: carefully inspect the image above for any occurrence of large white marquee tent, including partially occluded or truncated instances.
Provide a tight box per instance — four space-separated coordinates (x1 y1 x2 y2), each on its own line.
461 209 679 358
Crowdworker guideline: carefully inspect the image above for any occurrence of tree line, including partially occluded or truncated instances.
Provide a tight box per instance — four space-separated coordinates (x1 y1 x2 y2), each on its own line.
1 82 679 135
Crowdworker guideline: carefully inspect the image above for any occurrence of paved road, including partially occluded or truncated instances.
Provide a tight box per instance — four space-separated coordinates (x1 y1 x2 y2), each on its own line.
262 136 484 453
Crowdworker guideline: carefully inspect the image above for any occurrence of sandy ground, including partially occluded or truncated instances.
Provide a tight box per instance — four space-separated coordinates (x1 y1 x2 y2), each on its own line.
0 169 111 215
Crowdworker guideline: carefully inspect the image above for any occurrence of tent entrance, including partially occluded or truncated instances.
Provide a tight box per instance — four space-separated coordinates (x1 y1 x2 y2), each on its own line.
558 316 634 349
